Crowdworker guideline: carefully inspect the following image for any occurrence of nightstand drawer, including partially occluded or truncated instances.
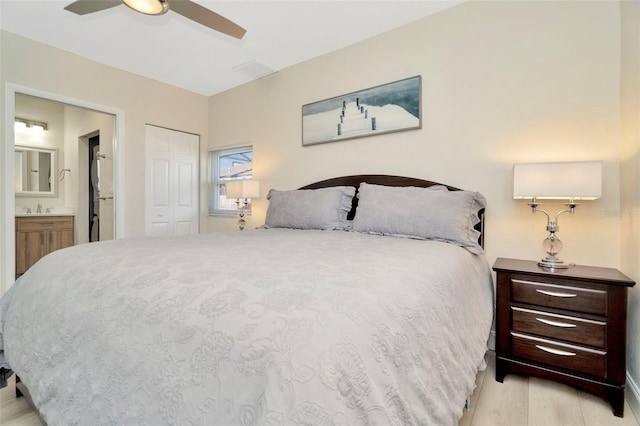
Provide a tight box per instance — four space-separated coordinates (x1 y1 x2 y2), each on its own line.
512 278 607 315
512 332 606 377
512 307 606 348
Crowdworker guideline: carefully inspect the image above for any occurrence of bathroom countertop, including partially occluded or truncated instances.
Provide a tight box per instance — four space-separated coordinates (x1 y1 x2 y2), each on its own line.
15 213 75 217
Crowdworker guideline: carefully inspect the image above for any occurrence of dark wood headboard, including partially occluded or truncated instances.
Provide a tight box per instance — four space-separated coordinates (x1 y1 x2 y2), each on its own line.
299 174 485 249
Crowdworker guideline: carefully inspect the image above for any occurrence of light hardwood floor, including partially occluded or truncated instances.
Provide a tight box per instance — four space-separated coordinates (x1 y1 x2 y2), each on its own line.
461 351 639 426
1 351 639 425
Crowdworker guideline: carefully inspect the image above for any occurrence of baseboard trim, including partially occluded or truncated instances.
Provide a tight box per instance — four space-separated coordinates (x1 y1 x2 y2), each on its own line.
487 330 496 351
628 370 640 422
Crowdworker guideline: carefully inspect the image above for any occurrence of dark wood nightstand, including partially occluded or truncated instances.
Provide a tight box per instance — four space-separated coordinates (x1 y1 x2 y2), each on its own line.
493 257 635 417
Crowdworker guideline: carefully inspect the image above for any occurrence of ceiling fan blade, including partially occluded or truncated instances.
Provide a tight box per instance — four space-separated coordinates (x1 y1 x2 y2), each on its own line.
64 0 122 15
169 0 246 39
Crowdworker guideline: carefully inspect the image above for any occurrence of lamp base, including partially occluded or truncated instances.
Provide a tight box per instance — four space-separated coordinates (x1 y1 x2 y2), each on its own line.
538 258 575 269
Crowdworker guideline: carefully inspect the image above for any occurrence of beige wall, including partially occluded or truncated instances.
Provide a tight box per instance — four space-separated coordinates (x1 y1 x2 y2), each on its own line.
620 0 640 417
209 0 623 269
0 30 210 293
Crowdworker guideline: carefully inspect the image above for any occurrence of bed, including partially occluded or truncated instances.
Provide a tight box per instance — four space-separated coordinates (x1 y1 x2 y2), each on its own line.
0 175 493 426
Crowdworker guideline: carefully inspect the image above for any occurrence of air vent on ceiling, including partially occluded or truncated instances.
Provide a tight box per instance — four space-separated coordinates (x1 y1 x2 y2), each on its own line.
233 60 275 80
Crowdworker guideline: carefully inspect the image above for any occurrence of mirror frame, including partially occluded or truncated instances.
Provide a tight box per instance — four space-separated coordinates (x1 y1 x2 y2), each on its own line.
14 144 57 197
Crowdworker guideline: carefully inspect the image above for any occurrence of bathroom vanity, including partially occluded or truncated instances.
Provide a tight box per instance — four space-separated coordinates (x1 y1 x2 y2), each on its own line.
15 215 74 277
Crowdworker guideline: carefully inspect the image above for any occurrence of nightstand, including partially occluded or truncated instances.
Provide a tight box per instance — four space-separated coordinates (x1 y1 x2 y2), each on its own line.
493 257 635 417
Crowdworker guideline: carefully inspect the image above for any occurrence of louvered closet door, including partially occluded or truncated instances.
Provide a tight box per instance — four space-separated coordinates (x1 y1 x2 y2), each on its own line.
145 125 200 237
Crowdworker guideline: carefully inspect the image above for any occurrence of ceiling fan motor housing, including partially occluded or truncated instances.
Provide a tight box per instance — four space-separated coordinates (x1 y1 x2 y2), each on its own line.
121 0 169 16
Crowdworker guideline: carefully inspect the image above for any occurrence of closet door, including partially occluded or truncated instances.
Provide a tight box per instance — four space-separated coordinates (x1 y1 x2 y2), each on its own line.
145 125 199 237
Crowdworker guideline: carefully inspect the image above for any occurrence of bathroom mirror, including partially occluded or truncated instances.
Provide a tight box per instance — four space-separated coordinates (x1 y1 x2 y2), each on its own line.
14 145 57 196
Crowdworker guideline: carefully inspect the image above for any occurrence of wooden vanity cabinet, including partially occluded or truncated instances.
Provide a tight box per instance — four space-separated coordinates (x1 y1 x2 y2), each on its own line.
15 216 74 276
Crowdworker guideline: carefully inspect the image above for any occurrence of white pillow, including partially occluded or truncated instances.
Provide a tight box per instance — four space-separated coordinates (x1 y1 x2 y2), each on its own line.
352 183 485 253
263 186 356 230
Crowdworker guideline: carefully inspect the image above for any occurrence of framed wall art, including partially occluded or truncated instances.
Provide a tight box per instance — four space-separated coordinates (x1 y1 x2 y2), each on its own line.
302 75 421 146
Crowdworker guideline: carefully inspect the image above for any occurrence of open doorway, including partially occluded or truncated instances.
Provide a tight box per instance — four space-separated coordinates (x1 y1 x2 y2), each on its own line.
89 135 100 242
2 84 125 291
13 94 115 245
86 133 115 243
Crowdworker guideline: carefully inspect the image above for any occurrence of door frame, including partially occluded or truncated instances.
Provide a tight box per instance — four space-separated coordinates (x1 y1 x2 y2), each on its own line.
3 83 126 291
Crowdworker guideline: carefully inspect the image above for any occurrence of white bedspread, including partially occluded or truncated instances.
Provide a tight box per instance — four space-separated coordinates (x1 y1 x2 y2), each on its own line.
1 229 493 425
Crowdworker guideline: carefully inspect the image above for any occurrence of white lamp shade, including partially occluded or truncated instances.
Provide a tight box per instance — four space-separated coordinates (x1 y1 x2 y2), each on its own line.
513 161 602 200
225 179 260 199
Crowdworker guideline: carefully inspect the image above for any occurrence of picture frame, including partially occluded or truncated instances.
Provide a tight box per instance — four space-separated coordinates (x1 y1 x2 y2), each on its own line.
302 75 421 146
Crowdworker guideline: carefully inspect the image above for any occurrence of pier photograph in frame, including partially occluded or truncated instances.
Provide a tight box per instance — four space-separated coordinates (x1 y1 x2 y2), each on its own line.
302 76 421 146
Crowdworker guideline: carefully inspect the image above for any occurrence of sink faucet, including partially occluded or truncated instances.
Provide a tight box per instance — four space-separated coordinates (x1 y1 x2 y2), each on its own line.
37 203 42 213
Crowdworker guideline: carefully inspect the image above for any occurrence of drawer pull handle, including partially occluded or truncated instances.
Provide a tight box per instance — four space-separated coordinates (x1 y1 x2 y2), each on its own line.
535 345 576 357
536 289 577 298
535 318 576 328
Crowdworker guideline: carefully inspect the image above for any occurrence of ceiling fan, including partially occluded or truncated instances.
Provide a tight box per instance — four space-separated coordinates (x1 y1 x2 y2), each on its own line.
64 0 246 39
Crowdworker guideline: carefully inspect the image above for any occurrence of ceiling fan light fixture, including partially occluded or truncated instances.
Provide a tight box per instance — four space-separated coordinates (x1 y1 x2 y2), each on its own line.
121 0 169 15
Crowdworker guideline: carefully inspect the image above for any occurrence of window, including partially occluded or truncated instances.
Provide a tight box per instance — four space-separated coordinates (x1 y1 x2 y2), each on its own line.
209 145 253 215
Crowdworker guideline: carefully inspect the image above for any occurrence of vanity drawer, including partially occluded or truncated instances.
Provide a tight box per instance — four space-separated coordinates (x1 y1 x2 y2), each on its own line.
512 332 606 378
512 278 607 315
512 307 606 348
16 216 74 231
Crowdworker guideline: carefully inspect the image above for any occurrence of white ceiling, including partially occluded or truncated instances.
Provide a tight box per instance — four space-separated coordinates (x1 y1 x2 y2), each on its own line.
0 0 464 96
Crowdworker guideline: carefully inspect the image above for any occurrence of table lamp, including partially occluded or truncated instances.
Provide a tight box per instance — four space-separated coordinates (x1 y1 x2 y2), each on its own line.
225 179 260 230
513 161 602 269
